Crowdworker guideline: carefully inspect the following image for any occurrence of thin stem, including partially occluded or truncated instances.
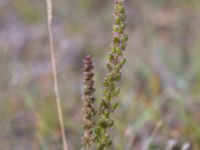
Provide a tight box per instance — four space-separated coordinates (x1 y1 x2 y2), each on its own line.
46 0 68 150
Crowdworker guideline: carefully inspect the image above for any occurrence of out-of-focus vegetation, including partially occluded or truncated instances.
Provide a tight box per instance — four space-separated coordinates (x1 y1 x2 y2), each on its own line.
0 0 200 149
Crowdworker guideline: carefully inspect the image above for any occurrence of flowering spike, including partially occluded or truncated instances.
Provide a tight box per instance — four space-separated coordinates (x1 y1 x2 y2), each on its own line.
82 55 96 150
95 0 128 149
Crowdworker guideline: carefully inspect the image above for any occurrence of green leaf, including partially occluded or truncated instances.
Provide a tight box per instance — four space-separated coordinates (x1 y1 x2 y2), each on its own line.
113 36 120 43
113 87 120 97
111 102 119 112
115 17 121 25
115 72 121 81
119 58 127 68
122 33 128 42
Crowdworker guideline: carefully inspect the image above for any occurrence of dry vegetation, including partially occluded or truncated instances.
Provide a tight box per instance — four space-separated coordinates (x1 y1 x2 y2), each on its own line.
0 0 200 149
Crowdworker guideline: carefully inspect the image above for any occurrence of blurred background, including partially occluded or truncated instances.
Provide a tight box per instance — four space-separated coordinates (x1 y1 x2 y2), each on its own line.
0 0 200 149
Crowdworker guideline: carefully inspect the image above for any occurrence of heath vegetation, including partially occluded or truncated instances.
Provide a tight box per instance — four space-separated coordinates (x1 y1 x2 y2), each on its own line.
0 0 200 150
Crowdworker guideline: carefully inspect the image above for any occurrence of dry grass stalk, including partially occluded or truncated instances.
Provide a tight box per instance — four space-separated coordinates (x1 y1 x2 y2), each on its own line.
46 0 68 150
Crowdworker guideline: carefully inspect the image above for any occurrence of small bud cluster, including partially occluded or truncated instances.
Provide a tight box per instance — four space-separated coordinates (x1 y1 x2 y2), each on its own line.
82 55 96 150
95 0 128 149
